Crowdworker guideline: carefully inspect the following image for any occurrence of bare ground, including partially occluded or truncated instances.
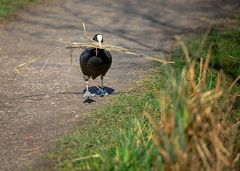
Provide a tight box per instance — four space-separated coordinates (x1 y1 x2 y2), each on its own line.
0 0 239 170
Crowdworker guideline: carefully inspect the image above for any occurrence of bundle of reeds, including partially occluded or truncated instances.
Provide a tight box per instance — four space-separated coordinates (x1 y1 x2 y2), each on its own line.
14 23 174 78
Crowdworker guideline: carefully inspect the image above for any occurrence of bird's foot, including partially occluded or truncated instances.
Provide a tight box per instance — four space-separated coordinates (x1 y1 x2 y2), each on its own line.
83 90 95 99
97 89 109 97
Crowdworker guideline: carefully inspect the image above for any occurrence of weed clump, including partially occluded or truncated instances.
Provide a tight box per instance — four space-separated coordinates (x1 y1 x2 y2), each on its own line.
145 55 240 170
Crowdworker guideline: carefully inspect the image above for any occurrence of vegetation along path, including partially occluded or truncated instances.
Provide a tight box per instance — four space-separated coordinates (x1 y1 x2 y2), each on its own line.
0 0 239 170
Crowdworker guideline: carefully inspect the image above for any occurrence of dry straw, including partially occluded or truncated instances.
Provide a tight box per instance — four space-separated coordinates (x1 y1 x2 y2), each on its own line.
14 22 174 78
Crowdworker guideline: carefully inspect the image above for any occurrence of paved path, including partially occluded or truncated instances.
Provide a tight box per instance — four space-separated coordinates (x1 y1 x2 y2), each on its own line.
0 0 239 170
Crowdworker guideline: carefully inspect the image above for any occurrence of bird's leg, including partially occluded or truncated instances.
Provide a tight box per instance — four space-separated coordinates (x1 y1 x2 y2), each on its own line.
83 76 95 98
97 75 108 97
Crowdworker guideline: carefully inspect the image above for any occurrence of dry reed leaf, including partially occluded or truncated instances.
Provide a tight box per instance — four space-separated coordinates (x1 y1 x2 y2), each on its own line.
199 139 214 165
175 35 191 64
210 132 231 167
233 153 240 165
194 137 211 170
15 46 63 77
202 44 212 85
189 62 195 83
199 57 203 82
72 154 100 162
227 75 240 93
214 72 222 106
40 56 51 72
143 108 159 131
159 95 166 128
199 25 212 57
82 22 87 36
158 147 171 165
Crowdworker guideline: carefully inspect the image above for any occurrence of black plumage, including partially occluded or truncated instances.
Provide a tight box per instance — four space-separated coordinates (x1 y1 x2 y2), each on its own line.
80 48 112 80
79 34 112 98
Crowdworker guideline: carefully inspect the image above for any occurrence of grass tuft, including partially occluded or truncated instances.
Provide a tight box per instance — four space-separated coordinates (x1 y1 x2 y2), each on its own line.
0 0 36 21
145 58 240 170
172 11 240 79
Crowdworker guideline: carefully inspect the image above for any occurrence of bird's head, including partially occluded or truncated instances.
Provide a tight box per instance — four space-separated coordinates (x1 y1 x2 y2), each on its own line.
93 34 103 47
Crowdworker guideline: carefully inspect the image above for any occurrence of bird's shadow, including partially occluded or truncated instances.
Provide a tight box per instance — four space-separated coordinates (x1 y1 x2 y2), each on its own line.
82 86 115 104
83 86 115 95
83 98 96 103
12 86 115 104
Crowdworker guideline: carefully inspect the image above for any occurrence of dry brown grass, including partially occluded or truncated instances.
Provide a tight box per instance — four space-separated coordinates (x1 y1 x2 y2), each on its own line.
144 43 240 171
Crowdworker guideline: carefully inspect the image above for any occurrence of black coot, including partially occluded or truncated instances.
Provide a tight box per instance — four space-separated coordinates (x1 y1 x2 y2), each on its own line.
80 34 112 98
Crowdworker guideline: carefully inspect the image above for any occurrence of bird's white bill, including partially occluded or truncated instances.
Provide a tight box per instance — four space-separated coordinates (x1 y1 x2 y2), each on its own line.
98 41 102 48
97 34 103 48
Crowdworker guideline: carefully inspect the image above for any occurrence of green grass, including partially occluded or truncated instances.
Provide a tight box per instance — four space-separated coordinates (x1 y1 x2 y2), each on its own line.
48 13 240 171
48 67 166 170
0 0 36 21
49 62 239 171
173 11 240 79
